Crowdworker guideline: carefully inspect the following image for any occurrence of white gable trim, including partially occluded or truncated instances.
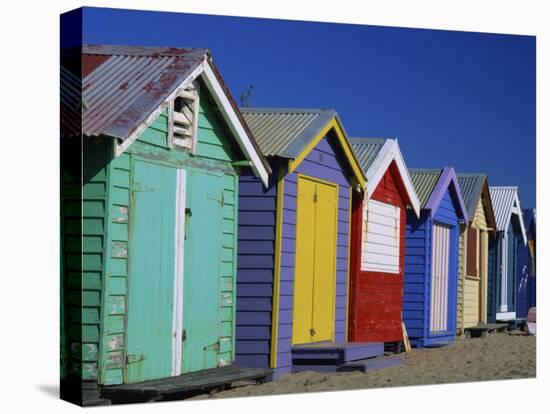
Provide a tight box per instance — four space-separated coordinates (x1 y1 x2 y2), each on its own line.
505 192 527 245
201 61 269 186
113 59 269 187
365 140 420 217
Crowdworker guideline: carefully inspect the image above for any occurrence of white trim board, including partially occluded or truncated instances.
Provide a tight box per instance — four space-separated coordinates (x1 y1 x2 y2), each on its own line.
505 192 527 245
364 139 420 217
113 59 270 187
172 169 186 376
496 312 517 321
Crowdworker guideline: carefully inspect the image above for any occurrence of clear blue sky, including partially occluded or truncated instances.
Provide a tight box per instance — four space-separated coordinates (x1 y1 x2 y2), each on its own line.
66 7 536 207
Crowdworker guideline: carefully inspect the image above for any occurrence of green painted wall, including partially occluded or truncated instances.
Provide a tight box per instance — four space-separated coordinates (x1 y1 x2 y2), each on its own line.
62 139 111 383
96 83 241 385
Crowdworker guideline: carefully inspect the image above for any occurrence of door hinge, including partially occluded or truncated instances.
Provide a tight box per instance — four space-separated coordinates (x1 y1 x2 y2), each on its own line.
204 341 220 352
181 329 187 342
126 354 146 364
309 328 316 337
313 193 318 203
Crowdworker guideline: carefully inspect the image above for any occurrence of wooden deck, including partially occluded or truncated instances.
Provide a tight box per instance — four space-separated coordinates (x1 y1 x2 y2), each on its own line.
464 323 508 338
498 318 527 331
100 365 272 402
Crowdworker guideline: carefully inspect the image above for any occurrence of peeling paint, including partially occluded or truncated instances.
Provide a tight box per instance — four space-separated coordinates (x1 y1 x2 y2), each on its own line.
111 241 128 258
108 334 124 351
105 351 124 369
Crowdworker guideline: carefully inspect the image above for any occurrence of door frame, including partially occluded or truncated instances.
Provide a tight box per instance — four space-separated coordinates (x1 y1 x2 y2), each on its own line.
428 219 457 337
172 168 186 376
292 173 338 345
125 159 186 381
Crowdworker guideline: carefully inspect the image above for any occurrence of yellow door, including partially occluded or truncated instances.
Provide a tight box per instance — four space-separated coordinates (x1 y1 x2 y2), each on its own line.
293 175 338 345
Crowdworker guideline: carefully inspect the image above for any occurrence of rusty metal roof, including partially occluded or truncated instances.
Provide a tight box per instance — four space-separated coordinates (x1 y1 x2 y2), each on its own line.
61 45 208 139
60 65 82 138
350 138 387 172
240 108 336 158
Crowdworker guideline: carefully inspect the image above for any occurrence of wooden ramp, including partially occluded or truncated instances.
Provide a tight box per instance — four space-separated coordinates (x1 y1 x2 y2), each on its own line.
464 323 508 338
101 365 272 403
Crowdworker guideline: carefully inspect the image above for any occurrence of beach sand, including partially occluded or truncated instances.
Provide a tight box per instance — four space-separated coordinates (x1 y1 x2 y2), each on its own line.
196 332 535 400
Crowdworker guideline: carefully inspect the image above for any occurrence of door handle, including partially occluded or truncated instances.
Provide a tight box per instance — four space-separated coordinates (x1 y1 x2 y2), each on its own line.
309 328 316 337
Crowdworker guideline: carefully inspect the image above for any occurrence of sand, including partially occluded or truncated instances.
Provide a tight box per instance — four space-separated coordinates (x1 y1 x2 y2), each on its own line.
196 332 535 400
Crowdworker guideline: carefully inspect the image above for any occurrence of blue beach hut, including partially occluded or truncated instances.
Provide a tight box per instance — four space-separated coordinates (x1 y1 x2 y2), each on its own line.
403 167 468 348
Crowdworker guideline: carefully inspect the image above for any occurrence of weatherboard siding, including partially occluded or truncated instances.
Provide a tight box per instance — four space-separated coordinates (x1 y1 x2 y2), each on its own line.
403 188 460 347
235 163 278 369
349 165 407 343
64 139 111 382
487 234 500 323
97 88 241 385
457 198 490 333
456 225 466 334
275 134 352 375
403 212 430 342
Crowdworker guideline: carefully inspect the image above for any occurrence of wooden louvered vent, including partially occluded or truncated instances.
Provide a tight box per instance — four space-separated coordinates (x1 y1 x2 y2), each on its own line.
169 81 200 152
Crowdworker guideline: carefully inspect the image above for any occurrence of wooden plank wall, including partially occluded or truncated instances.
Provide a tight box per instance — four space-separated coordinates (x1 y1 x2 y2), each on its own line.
404 188 460 347
275 134 352 375
456 225 466 334
63 139 111 383
235 163 278 369
403 212 430 344
98 84 241 385
350 165 407 343
427 189 459 340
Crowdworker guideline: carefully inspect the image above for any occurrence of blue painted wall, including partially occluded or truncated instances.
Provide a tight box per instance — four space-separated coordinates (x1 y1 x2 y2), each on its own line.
487 235 500 323
235 161 278 369
516 210 536 319
403 187 460 348
487 215 523 322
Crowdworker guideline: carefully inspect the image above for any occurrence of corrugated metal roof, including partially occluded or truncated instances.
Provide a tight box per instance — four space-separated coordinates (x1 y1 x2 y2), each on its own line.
409 169 444 208
60 65 81 138
457 173 487 220
350 138 387 172
240 108 336 158
61 45 208 139
490 186 521 231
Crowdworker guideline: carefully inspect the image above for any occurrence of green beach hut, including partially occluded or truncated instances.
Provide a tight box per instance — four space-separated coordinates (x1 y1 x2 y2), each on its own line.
60 45 270 402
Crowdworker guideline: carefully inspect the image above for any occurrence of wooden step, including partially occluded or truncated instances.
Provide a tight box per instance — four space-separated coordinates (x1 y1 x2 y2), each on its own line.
292 341 384 366
465 323 508 338
337 355 403 373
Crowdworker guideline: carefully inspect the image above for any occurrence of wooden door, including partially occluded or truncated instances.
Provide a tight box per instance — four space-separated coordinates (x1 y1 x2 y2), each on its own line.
126 161 185 383
293 176 338 345
429 223 451 333
182 170 223 373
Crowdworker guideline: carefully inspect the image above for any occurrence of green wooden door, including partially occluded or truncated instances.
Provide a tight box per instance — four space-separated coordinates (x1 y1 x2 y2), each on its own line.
182 170 223 373
126 161 183 383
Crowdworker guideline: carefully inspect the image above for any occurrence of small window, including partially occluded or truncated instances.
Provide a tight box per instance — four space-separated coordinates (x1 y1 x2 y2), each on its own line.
169 82 199 152
361 199 400 274
466 227 479 277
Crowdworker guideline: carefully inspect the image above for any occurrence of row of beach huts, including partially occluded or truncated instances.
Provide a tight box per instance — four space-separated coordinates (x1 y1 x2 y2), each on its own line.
60 45 536 404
